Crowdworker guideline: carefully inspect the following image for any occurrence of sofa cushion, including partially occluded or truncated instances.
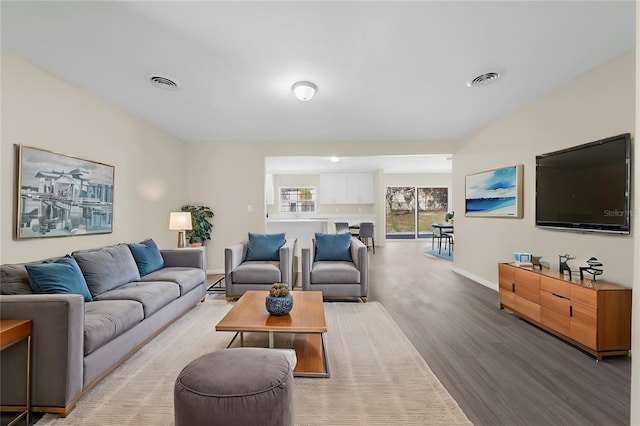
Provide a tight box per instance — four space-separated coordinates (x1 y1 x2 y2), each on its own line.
1 264 33 295
73 244 141 297
25 256 93 302
314 232 352 262
1 257 60 295
311 261 360 284
84 300 144 355
94 281 180 317
233 262 281 284
139 267 205 296
128 239 165 276
245 233 285 261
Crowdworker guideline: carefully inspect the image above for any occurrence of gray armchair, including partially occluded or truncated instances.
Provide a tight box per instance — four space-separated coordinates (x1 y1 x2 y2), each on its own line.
225 238 297 301
302 237 368 302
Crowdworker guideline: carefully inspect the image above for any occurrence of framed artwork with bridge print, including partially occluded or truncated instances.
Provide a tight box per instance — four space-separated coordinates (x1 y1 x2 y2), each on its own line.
16 145 114 239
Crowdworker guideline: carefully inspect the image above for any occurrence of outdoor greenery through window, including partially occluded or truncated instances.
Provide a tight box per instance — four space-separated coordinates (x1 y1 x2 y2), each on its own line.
280 187 316 213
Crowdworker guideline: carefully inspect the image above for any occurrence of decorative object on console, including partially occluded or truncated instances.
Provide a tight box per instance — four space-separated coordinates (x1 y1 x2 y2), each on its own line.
265 283 293 316
558 254 575 280
181 205 214 246
514 252 531 262
531 256 544 270
465 164 523 218
15 145 115 239
579 257 604 282
169 212 192 248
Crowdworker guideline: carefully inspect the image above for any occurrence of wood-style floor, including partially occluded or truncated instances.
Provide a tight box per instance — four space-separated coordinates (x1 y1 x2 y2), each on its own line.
368 241 631 426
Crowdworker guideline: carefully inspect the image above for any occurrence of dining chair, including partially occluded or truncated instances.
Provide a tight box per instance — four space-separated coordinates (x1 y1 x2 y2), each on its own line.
334 222 350 234
358 222 375 254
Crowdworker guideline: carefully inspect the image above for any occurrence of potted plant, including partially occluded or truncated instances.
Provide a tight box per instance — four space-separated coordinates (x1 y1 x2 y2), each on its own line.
265 283 293 316
181 205 214 247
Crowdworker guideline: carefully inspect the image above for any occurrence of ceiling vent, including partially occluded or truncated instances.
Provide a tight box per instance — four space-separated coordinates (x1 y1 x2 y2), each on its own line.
148 75 180 90
467 72 502 88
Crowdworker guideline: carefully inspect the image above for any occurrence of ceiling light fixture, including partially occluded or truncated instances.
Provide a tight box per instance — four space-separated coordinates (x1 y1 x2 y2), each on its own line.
330 156 340 163
292 81 317 101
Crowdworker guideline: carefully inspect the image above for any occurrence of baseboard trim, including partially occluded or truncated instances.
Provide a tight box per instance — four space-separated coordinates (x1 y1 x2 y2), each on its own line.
451 266 497 291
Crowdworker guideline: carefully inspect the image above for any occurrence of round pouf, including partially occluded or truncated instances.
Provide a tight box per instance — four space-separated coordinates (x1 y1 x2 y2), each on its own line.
174 348 294 426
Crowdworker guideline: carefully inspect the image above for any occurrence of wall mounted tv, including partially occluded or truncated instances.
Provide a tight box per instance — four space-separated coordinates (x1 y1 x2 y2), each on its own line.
536 133 631 234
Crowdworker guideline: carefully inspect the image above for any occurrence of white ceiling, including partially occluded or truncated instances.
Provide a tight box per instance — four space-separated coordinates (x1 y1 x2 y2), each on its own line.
266 154 453 174
1 1 635 147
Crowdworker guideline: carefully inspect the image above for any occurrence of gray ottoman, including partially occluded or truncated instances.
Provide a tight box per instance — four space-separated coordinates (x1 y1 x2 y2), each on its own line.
174 348 294 426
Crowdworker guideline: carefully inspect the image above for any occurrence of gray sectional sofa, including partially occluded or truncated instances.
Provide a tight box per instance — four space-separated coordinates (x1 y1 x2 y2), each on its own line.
0 242 207 417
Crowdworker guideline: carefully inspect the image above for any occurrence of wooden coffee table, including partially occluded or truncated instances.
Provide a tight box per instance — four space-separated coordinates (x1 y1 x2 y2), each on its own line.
215 290 329 377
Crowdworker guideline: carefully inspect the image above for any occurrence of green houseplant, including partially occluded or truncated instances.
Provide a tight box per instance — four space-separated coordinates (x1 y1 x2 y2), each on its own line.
181 205 214 246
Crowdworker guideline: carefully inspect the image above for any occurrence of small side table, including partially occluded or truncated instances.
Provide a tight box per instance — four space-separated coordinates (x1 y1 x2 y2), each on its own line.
0 319 32 426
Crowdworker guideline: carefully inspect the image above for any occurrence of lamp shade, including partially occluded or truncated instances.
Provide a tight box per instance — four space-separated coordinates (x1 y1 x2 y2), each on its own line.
292 81 317 101
169 212 192 230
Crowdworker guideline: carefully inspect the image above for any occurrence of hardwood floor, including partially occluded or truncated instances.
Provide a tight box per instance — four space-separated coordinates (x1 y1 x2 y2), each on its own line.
368 241 631 426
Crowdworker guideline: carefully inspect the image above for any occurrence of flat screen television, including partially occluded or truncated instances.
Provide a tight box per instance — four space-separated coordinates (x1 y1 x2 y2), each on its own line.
535 133 631 234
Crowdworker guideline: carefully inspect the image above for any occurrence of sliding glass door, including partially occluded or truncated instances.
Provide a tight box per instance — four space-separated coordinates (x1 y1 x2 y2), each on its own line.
386 186 448 239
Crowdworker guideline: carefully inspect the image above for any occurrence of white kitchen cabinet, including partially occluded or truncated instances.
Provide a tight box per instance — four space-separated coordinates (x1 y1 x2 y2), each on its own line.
320 173 347 203
321 172 373 204
347 172 374 203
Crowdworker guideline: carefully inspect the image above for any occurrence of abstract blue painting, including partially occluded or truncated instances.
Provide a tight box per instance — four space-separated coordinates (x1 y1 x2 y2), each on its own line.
465 164 523 218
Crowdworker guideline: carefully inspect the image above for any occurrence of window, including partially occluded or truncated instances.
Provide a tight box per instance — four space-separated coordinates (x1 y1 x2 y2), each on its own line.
280 187 316 213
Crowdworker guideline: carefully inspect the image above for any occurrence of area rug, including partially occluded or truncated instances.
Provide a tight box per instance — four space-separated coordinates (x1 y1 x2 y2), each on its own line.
36 299 471 425
424 248 453 261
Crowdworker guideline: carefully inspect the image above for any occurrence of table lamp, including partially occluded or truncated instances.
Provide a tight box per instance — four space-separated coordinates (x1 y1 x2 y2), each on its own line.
169 212 192 248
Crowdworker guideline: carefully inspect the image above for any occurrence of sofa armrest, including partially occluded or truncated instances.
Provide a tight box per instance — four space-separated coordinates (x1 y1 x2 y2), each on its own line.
224 242 247 286
350 238 369 294
301 247 311 291
279 238 297 287
161 247 207 274
0 294 84 409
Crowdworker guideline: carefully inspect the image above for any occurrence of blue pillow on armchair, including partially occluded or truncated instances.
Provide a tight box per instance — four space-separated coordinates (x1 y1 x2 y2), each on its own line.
128 239 165 276
245 233 286 261
25 256 93 302
314 232 352 262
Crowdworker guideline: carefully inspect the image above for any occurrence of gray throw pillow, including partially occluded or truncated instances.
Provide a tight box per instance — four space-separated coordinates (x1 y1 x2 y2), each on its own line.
73 244 141 297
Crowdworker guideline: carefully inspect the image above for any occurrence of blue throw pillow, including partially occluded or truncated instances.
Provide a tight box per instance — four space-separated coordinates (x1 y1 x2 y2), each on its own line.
314 232 352 261
26 256 93 302
128 239 165 276
245 233 286 261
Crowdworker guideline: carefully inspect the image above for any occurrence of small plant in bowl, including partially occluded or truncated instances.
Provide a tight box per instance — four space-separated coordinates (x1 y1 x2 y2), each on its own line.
265 283 293 315
269 283 290 297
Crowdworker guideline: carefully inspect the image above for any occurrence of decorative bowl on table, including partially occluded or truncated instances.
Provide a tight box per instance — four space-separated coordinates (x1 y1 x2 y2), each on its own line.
265 283 293 316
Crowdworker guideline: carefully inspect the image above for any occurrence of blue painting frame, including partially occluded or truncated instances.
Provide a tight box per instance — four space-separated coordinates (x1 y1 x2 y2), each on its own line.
465 164 523 218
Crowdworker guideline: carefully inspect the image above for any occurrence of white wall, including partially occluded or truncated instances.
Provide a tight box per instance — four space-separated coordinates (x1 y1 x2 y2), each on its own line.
453 50 636 288
630 5 639 424
0 49 190 263
186 140 458 271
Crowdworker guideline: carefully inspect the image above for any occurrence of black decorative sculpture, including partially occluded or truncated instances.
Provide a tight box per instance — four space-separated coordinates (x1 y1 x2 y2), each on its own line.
579 257 603 282
444 211 455 223
531 256 543 270
558 254 575 280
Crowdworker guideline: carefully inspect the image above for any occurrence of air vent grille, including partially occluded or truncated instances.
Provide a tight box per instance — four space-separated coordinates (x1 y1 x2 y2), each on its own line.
467 72 501 87
148 75 180 90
